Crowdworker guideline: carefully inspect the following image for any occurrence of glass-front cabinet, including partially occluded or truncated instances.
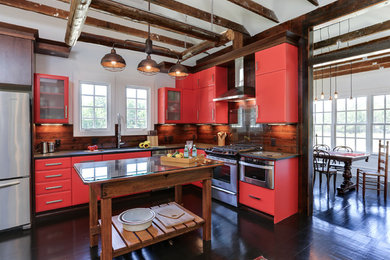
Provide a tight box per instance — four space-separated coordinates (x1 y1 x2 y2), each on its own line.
34 74 69 124
158 87 182 123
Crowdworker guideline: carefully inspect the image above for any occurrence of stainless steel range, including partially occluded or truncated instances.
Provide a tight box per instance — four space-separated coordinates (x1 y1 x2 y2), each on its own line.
206 144 262 207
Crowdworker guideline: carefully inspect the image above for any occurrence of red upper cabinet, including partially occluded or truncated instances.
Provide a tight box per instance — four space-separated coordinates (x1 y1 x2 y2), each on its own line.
255 43 298 123
176 74 194 90
158 87 183 124
255 43 297 75
182 89 197 123
34 73 69 124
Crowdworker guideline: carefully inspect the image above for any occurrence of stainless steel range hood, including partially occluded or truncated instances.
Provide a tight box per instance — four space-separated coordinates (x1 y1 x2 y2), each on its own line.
213 57 255 102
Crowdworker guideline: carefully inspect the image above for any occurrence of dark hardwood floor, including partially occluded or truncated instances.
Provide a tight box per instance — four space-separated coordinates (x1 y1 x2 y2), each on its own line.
1 176 389 260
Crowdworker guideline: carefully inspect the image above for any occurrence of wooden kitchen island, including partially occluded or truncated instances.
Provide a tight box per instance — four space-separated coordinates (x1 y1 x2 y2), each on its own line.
74 156 222 260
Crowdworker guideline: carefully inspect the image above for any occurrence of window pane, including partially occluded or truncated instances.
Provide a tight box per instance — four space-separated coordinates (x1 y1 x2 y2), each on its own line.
127 98 136 108
356 111 366 123
82 107 94 119
373 110 385 123
95 119 107 128
81 84 94 95
95 108 106 119
137 120 146 128
347 98 356 110
137 89 147 99
386 125 390 139
315 102 323 112
386 95 390 108
95 96 106 107
336 138 344 146
346 111 356 124
356 125 366 138
137 99 146 109
337 99 345 111
373 125 384 138
127 88 136 98
95 85 107 96
374 95 385 109
82 119 94 129
337 112 345 124
82 95 93 106
346 125 355 137
127 109 136 120
336 125 345 137
324 100 332 112
323 137 331 147
356 97 367 110
315 113 323 124
315 125 322 137
323 112 332 124
356 139 366 152
323 125 331 136
345 138 355 151
386 110 390 123
137 110 146 121
373 140 379 153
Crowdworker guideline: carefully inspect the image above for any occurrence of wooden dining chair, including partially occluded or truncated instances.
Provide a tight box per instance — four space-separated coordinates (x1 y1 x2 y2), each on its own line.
313 150 338 194
356 140 389 200
313 144 330 151
330 146 353 171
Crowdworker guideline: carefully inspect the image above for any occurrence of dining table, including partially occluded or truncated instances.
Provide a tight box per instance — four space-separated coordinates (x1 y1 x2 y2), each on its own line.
314 151 370 195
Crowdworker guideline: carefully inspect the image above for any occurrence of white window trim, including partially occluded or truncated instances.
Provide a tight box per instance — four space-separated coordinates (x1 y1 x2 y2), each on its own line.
122 85 152 136
73 81 114 137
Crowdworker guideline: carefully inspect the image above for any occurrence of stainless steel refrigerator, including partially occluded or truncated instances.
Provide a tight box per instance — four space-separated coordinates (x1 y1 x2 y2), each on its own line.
0 91 31 231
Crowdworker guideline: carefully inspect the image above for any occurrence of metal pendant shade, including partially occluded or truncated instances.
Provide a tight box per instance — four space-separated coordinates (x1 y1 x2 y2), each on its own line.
101 48 126 72
168 62 189 80
137 54 160 75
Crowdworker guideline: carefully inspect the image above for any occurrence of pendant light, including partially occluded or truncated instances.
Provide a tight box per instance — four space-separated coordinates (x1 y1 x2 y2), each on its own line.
137 0 160 75
101 44 126 72
168 60 189 79
334 64 338 99
329 65 332 100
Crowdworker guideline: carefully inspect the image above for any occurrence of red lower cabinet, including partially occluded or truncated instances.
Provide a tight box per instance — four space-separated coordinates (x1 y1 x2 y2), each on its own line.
239 157 298 224
71 155 102 206
35 191 72 212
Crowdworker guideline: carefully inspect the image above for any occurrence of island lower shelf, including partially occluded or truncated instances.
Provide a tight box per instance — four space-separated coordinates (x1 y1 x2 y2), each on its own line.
98 202 205 257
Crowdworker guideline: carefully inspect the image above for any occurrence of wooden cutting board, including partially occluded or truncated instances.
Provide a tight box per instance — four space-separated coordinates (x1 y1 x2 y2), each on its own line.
153 204 195 228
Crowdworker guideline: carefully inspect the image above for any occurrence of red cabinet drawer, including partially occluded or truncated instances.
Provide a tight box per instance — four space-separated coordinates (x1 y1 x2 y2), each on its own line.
102 151 151 161
35 157 71 171
35 179 71 195
239 181 275 216
36 191 71 212
35 168 71 183
72 155 102 164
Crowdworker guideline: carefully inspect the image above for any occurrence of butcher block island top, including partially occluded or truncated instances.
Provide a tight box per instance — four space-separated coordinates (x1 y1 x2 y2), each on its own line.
73 156 223 260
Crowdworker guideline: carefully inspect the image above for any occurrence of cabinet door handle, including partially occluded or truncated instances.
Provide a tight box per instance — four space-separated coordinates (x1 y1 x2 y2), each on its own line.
256 61 259 71
80 160 95 163
212 109 214 121
166 110 168 120
46 199 63 205
65 105 68 118
197 79 199 87
45 174 62 178
45 163 62 166
256 105 259 119
45 185 62 190
249 195 261 200
0 181 20 189
212 74 214 82
197 110 199 120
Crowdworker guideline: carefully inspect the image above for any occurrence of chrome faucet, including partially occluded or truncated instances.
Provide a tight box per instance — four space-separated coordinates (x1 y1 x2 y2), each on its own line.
117 113 125 148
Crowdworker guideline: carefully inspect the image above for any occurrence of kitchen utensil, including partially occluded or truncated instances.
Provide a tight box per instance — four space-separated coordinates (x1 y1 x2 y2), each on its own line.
41 142 48 154
118 208 155 232
153 204 194 228
217 132 227 146
48 142 55 153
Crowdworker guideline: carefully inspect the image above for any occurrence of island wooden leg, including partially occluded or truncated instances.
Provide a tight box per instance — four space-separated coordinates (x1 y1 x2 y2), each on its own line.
89 185 98 247
100 198 112 260
202 178 212 241
175 185 182 205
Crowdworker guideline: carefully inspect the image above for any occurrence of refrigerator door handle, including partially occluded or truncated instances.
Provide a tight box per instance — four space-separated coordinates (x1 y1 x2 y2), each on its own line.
0 181 21 189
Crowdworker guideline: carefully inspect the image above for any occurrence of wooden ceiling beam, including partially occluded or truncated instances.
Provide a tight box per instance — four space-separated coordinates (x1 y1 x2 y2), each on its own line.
90 0 222 42
314 19 390 50
310 35 390 65
0 0 192 49
146 0 250 36
226 0 279 23
35 38 71 58
65 0 91 46
306 0 319 6
78 32 181 59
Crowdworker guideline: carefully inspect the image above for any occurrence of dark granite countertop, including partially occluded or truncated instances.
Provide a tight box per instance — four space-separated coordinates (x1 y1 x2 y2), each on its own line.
240 151 300 161
34 143 214 159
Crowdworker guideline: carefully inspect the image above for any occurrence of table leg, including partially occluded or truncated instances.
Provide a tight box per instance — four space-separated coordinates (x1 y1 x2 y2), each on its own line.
175 185 182 205
202 178 212 241
100 198 112 260
89 185 98 247
337 161 355 195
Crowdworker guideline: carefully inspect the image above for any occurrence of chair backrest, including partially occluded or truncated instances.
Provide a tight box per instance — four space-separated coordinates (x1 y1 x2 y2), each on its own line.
333 145 353 153
313 150 331 172
313 144 330 151
377 140 389 179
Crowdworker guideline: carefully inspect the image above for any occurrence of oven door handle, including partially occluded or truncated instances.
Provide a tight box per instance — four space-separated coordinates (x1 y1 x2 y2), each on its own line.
212 185 236 195
239 161 274 170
